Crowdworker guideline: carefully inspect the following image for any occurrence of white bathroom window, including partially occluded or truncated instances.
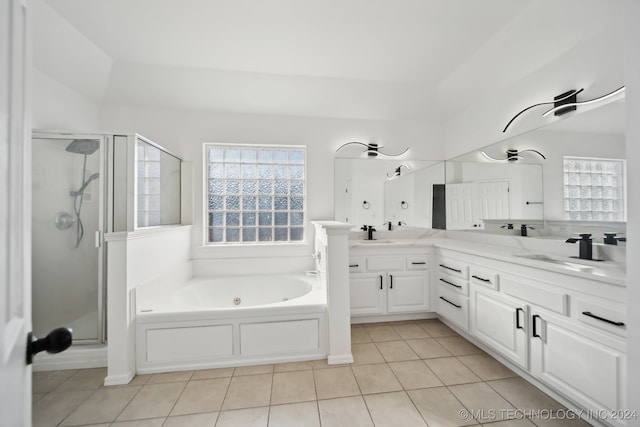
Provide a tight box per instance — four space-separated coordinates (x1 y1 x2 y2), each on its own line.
205 144 306 244
563 156 626 221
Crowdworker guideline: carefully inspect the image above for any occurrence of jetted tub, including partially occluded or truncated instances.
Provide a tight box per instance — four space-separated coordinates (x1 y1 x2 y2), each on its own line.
135 272 327 373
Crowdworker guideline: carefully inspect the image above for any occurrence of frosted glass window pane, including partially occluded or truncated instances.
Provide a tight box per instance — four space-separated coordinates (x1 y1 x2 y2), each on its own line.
208 148 224 162
290 181 304 195
602 186 612 199
591 186 602 198
258 150 273 163
567 173 578 185
592 211 603 221
291 212 304 226
242 212 256 226
275 197 288 210
242 164 257 179
259 181 273 194
580 187 591 198
274 150 288 164
258 212 272 226
209 228 223 242
568 186 580 198
289 150 304 164
274 180 288 195
274 228 288 241
275 212 288 226
225 180 240 194
580 199 591 211
258 197 272 210
290 228 304 241
225 149 241 162
242 180 257 194
592 199 602 211
241 149 257 163
226 212 240 226
579 173 591 186
259 228 272 241
242 196 256 210
209 179 223 194
591 174 602 186
226 196 240 210
259 165 273 179
225 163 241 179
209 212 224 226
145 162 160 176
226 228 240 242
208 164 224 179
243 228 257 242
290 166 304 180
291 197 304 211
209 196 224 210
569 199 579 211
274 165 288 179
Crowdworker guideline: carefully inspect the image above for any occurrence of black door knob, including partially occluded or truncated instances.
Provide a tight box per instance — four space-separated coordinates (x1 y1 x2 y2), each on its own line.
26 327 73 365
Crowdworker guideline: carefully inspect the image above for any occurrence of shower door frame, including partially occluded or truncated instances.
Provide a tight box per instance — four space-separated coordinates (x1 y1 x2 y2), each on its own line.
32 130 108 345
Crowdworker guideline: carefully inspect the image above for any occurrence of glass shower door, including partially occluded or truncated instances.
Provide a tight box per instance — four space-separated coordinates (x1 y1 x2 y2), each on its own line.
31 133 105 343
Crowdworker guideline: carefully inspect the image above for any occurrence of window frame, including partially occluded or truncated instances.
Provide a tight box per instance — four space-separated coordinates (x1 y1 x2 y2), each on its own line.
562 155 626 222
203 143 307 246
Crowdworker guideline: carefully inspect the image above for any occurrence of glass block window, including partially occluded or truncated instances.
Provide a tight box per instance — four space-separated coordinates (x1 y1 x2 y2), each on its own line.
137 140 161 227
205 144 306 244
563 156 625 221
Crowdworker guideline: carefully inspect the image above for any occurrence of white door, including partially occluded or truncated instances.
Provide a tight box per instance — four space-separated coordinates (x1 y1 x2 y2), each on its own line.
446 183 479 229
350 273 386 316
1 0 31 425
476 181 510 221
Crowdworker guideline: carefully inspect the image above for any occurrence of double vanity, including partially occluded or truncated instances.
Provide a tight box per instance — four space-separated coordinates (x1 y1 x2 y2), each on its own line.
347 234 627 426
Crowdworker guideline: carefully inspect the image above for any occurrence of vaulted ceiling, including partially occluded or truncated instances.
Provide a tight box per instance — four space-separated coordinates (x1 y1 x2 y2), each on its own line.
35 0 621 122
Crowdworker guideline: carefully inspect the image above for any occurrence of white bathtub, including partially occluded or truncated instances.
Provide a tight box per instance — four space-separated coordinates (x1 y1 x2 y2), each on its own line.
135 272 327 373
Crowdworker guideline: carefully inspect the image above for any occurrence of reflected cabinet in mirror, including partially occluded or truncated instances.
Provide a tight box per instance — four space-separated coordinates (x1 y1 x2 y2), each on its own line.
446 98 625 239
334 159 445 230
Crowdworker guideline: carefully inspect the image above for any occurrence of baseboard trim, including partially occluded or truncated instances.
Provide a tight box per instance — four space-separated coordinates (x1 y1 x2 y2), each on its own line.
328 354 354 365
32 345 107 372
104 372 135 386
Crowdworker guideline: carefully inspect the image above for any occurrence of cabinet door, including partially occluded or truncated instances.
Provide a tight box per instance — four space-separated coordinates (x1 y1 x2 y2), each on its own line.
350 273 386 316
470 285 528 369
530 308 626 416
387 271 430 313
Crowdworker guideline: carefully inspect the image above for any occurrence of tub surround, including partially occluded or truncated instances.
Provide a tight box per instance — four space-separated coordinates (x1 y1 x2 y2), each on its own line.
313 221 354 365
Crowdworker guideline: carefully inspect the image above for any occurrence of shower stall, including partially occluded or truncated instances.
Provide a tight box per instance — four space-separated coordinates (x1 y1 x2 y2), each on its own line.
32 132 106 344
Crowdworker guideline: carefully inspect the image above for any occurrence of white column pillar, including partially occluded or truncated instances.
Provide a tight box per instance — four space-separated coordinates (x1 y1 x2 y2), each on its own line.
312 221 353 365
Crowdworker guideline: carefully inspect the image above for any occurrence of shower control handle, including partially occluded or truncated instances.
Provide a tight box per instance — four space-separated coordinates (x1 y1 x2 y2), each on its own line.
26 327 73 365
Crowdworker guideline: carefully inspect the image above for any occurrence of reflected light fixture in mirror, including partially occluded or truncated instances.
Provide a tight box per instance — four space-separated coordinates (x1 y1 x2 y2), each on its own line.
481 148 546 162
386 164 411 179
336 141 409 158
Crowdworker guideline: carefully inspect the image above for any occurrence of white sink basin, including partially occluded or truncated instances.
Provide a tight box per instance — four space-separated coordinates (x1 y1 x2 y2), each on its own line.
513 253 598 270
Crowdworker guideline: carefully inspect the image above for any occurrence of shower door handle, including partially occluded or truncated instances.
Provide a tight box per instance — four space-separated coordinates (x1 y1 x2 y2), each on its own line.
95 231 101 248
26 327 73 365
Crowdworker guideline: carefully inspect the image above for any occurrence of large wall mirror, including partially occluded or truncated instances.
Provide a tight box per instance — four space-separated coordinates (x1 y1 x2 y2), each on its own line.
445 97 625 238
335 159 445 230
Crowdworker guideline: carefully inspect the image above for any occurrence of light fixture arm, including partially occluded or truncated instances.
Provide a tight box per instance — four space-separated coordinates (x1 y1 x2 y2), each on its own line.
336 141 409 158
503 88 584 132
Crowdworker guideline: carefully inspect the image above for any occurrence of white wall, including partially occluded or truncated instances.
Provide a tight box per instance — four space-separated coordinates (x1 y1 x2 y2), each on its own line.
100 104 443 260
624 0 640 418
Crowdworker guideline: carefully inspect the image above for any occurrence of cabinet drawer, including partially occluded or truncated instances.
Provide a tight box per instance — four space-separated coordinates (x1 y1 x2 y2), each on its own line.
348 257 366 273
436 273 468 296
574 298 626 337
469 266 499 290
437 286 468 331
407 256 429 270
437 258 469 279
367 256 404 271
501 276 568 315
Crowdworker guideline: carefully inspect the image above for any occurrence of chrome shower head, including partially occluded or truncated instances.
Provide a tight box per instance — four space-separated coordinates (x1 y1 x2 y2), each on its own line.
65 139 99 155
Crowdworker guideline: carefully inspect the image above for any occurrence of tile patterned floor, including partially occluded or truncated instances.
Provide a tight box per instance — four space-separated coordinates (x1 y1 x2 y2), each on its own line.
32 319 592 427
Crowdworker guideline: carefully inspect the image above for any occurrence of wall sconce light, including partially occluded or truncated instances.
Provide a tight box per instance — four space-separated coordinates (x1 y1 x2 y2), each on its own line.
481 148 546 162
503 86 625 132
386 164 411 179
336 141 409 158
503 89 583 132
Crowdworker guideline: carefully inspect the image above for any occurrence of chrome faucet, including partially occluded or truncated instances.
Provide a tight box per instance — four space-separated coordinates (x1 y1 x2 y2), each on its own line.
565 233 593 260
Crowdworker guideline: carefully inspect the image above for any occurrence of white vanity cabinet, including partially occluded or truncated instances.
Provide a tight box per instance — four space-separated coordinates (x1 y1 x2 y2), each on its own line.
530 307 627 421
435 246 627 425
349 248 432 319
436 258 470 330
